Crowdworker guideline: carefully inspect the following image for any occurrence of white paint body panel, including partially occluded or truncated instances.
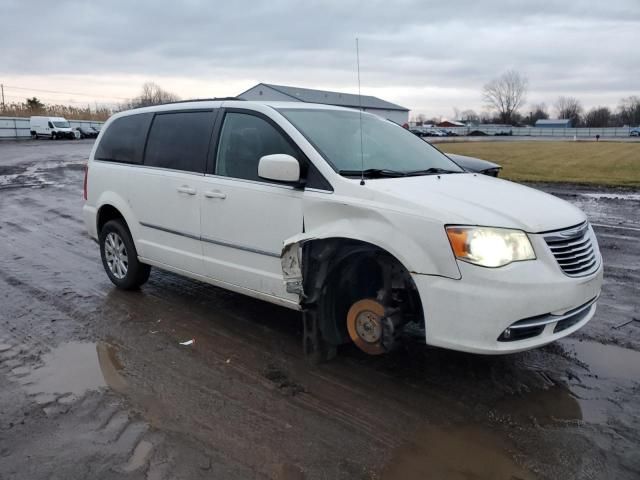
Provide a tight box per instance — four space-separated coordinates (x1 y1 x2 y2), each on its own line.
199 175 302 301
127 166 204 275
83 99 603 355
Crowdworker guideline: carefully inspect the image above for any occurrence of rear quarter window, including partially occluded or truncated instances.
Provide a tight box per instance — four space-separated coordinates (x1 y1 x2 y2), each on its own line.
94 113 153 164
144 111 214 173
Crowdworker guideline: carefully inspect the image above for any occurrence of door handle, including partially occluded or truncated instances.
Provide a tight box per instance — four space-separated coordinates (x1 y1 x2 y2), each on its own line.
204 190 227 199
177 185 196 195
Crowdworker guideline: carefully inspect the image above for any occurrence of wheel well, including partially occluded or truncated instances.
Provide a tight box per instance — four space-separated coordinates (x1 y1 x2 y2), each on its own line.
97 205 125 234
300 238 424 346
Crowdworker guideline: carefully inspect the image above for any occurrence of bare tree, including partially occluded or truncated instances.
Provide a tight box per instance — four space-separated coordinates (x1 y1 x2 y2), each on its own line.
584 106 612 128
554 96 583 127
482 70 528 125
528 102 549 125
126 82 180 109
618 96 640 126
459 109 480 124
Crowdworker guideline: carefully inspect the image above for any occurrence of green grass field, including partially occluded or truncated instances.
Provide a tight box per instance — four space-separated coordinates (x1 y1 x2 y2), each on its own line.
437 141 640 187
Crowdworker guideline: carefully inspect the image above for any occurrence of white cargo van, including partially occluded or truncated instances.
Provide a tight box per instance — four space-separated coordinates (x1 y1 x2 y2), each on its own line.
83 100 603 361
30 116 75 139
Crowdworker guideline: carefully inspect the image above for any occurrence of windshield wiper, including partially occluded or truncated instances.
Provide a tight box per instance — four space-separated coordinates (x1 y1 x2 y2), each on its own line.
403 167 461 176
338 168 407 178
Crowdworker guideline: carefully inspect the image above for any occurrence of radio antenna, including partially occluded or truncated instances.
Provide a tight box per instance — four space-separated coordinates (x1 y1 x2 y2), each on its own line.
356 38 365 186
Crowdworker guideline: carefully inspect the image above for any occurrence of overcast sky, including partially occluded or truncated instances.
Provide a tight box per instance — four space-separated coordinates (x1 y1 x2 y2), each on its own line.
2 0 638 118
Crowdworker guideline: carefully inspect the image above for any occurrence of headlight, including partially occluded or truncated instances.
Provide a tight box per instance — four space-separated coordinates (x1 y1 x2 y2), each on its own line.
446 226 535 267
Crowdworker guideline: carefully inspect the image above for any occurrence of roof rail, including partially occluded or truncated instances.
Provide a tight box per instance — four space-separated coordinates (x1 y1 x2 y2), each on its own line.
154 97 245 107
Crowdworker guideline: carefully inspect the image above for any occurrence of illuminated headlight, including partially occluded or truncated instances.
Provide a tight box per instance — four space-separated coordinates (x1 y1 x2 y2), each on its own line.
446 226 535 268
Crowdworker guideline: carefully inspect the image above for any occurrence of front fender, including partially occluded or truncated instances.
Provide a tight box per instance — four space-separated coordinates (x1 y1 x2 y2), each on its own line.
285 195 461 280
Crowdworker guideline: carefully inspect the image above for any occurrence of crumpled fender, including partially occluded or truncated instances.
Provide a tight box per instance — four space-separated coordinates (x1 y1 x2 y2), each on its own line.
281 196 461 296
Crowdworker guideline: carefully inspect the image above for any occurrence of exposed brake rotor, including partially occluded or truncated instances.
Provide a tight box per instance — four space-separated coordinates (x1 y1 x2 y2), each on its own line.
346 299 388 355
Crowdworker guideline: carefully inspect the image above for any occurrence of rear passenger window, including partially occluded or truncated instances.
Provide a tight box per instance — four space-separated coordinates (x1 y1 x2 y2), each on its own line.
95 113 152 164
215 112 298 182
144 111 214 173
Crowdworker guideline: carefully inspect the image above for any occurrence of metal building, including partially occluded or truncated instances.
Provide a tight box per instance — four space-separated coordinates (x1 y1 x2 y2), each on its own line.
535 119 572 128
238 83 410 125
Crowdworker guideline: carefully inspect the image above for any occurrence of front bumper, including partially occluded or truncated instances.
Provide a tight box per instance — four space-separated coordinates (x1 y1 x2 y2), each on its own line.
412 242 603 354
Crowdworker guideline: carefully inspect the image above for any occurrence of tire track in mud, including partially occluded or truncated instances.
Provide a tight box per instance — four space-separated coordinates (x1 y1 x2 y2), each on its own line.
0 310 245 479
0 254 402 476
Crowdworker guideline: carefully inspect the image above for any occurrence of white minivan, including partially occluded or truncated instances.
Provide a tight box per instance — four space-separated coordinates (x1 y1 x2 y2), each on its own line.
83 100 603 360
30 116 75 139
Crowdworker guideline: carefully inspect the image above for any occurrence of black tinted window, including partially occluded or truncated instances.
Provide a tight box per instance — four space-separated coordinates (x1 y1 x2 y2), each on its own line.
215 112 298 181
95 113 152 164
144 111 214 173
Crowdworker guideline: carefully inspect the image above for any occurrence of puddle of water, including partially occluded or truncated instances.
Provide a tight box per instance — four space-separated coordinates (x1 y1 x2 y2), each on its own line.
19 341 126 402
581 193 640 201
495 384 582 426
498 340 640 427
381 424 535 480
562 339 640 381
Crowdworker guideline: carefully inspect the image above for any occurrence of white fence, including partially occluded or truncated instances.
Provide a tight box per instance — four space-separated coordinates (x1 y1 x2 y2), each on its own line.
0 116 105 140
442 126 636 138
2 115 635 140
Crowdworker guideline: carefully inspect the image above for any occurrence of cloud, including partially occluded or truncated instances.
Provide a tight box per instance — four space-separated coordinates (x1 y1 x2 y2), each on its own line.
2 0 638 116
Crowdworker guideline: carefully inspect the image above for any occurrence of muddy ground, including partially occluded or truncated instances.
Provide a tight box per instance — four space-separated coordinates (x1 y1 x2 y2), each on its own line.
0 139 638 480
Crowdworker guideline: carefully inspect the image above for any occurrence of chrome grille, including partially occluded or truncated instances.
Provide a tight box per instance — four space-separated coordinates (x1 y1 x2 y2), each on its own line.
544 222 599 277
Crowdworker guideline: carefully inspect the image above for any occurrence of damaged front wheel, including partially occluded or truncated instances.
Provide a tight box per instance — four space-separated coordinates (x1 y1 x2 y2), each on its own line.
347 299 403 355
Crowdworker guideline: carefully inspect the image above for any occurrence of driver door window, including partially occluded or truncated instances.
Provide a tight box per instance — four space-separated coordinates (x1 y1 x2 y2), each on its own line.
215 112 298 182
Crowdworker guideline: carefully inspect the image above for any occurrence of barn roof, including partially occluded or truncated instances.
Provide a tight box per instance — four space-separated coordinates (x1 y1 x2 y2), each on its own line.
535 119 572 126
241 83 409 111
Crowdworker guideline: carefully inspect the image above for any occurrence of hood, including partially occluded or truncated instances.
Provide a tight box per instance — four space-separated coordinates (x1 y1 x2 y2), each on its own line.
446 153 501 172
361 173 586 233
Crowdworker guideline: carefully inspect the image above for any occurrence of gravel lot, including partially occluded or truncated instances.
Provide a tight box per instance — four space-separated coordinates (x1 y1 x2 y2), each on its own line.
0 140 639 479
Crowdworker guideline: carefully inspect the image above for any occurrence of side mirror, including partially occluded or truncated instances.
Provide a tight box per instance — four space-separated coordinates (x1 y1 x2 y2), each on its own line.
258 154 300 183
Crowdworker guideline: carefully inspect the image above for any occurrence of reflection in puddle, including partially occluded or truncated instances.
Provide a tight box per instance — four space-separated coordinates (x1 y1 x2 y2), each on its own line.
563 339 640 380
496 385 582 426
19 341 125 403
497 340 640 427
382 424 535 480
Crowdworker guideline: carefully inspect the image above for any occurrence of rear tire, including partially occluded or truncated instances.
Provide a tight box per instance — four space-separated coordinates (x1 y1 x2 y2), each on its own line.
99 219 150 290
31 131 37 139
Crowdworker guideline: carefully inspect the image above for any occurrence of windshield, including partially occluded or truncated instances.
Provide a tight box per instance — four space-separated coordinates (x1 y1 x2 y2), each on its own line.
278 108 463 176
53 121 70 128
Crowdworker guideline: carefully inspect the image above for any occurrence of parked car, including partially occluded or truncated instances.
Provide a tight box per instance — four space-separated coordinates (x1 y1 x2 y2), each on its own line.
74 125 99 139
84 100 602 360
29 116 75 139
630 128 640 137
424 128 447 137
447 153 502 177
90 125 102 134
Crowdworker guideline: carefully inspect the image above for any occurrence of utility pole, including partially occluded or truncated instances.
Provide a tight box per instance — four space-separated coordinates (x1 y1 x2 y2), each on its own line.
1 84 5 111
